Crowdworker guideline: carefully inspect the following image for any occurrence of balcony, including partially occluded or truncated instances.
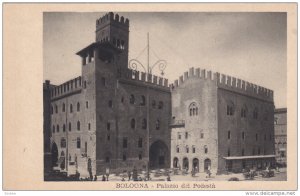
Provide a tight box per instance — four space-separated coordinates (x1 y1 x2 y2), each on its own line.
169 119 185 128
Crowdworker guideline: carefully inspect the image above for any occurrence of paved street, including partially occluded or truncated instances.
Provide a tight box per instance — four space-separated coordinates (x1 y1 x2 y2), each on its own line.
102 168 287 182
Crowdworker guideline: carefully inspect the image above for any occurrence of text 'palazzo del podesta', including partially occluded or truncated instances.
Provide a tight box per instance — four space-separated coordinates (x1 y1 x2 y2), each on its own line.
43 12 276 177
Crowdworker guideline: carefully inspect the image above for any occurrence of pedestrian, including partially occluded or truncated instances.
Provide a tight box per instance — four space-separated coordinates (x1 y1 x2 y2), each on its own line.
102 175 106 181
94 175 97 181
128 171 132 181
167 174 171 181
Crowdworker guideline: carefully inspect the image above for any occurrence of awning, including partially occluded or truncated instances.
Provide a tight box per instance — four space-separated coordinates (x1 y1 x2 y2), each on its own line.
223 155 276 160
57 157 65 165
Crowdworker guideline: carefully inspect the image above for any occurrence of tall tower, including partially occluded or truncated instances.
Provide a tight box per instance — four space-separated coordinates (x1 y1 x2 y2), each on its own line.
95 12 129 70
75 12 131 175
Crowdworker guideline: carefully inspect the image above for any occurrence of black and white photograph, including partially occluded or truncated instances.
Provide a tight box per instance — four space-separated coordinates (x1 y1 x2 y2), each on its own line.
3 3 297 192
43 11 287 182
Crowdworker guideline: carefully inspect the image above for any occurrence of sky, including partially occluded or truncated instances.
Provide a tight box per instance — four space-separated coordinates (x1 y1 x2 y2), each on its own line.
44 12 287 108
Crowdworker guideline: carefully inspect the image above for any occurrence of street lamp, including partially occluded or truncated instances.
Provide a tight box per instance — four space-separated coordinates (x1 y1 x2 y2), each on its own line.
128 33 167 181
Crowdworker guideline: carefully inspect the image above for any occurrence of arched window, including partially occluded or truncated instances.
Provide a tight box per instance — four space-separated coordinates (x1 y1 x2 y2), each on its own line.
253 108 258 119
227 101 234 116
77 102 80 112
55 105 58 113
131 119 135 129
56 125 59 133
70 104 73 113
158 101 164 109
227 148 231 157
228 131 231 139
176 145 180 153
140 95 146 106
60 138 66 148
62 103 65 112
255 133 258 141
241 105 247 118
189 102 198 116
204 145 208 154
52 125 55 133
142 118 147 129
130 94 135 104
242 148 245 156
63 124 66 132
88 123 91 130
192 146 196 153
186 145 189 153
77 121 80 131
69 122 71 132
51 106 53 115
156 119 160 130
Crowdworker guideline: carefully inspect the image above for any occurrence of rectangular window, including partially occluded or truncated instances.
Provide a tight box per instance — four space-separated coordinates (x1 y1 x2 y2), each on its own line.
123 138 128 148
185 132 188 139
192 147 196 153
178 133 181 140
102 77 106 86
85 142 87 154
88 123 91 130
107 134 110 141
107 122 110 131
138 138 143 148
86 101 89 108
228 131 231 140
242 132 245 140
200 133 204 139
77 138 81 149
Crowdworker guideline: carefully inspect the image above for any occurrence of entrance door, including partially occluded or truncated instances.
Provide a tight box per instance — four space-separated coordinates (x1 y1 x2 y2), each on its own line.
204 158 211 172
149 140 169 169
173 157 179 168
51 142 58 167
193 158 199 172
183 157 189 171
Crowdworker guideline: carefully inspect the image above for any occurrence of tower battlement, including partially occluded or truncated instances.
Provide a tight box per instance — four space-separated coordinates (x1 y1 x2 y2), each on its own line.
170 67 273 102
50 76 82 100
122 68 169 89
96 12 129 31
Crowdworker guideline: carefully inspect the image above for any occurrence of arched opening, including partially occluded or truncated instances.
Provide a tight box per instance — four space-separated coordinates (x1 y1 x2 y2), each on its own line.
204 158 211 172
183 157 189 171
87 158 92 178
59 151 66 170
193 158 199 172
149 140 169 169
51 142 58 168
173 157 179 168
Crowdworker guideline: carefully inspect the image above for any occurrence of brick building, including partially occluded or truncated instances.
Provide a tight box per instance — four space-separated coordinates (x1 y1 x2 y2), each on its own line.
170 68 276 174
44 12 276 177
48 12 171 177
274 108 287 167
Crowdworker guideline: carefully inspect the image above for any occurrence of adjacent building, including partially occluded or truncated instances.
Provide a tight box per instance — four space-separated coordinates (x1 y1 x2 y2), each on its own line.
170 68 276 174
274 108 287 167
